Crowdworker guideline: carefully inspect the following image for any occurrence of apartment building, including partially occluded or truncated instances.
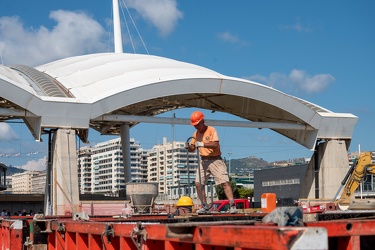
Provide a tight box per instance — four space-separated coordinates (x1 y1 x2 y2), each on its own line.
31 171 47 194
12 171 44 193
85 137 148 195
148 137 199 199
77 146 93 194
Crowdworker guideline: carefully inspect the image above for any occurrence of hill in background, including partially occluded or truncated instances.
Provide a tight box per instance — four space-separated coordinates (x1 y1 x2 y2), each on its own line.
6 166 25 176
228 156 272 175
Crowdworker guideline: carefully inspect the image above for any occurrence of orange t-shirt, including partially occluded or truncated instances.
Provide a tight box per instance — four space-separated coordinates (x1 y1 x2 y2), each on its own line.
192 126 221 157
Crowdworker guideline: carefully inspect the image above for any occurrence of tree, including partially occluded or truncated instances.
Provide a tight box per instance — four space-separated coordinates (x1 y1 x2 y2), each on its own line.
215 177 239 200
238 187 254 199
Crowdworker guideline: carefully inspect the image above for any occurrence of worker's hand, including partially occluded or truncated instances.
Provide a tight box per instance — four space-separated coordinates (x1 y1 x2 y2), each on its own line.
195 141 204 148
184 142 189 149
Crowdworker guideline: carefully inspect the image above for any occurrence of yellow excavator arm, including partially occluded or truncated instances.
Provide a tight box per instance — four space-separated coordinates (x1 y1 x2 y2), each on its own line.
336 152 375 204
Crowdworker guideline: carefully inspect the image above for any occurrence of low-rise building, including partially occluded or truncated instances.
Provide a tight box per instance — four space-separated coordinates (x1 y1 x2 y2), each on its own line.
31 171 46 194
12 171 44 194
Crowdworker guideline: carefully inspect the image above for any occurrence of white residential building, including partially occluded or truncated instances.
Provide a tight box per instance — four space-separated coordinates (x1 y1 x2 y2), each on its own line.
148 137 199 200
31 171 47 194
77 146 93 194
12 171 44 193
5 176 12 192
83 137 148 195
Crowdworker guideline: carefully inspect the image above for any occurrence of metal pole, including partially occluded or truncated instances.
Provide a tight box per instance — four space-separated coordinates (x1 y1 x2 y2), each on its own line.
228 152 232 176
359 144 363 199
178 180 180 198
172 113 175 191
185 137 194 197
112 0 123 53
187 151 190 196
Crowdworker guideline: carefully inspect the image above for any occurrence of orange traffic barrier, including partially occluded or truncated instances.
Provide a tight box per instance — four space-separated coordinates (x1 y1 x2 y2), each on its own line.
261 193 277 213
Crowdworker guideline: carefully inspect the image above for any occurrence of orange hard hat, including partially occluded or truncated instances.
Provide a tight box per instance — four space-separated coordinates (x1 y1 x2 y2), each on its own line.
190 111 204 126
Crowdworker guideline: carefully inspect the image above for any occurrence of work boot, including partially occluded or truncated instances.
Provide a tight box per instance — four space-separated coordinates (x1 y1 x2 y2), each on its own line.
197 205 210 214
229 206 237 214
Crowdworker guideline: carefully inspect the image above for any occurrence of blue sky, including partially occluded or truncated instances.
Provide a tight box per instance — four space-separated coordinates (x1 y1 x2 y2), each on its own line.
0 0 374 170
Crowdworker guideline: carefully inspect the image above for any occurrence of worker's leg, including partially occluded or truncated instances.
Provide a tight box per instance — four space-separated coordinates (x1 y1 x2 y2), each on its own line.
210 159 234 201
222 182 237 213
210 159 236 213
222 182 234 201
195 160 210 206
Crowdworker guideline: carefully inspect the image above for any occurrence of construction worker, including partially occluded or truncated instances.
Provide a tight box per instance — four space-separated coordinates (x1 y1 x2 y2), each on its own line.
187 110 237 214
176 196 194 215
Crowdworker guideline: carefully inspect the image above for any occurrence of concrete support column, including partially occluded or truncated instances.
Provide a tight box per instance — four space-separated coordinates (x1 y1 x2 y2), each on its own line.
44 130 54 215
120 124 132 183
300 140 349 199
51 129 80 216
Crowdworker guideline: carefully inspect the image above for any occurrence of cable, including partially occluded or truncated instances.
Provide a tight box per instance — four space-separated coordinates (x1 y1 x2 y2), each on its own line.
119 2 136 53
121 0 150 54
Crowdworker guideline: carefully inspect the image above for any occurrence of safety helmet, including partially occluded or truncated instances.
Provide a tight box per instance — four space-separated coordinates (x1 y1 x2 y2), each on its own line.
190 111 204 126
177 196 194 207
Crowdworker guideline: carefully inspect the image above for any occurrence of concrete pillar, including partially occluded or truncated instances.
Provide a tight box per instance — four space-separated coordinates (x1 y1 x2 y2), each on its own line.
300 140 349 199
51 129 80 215
120 124 132 183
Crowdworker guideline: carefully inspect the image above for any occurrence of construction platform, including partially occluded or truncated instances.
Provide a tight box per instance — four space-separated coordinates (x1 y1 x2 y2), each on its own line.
1 210 375 250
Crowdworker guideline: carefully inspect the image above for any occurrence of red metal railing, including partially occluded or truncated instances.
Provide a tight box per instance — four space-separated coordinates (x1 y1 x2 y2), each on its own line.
1 214 375 249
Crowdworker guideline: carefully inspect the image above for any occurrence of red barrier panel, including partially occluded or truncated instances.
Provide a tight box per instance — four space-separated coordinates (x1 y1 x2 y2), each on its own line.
2 214 375 249
0 219 24 250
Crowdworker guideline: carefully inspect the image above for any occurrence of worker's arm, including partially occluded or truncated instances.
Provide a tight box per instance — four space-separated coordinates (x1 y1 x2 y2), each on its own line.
188 141 219 152
202 141 219 149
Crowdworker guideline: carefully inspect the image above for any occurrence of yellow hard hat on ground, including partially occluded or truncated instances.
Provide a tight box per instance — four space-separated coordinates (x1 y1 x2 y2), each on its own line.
177 196 194 207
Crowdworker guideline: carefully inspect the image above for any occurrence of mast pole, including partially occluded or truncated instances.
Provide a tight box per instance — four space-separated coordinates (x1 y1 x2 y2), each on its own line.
113 0 123 53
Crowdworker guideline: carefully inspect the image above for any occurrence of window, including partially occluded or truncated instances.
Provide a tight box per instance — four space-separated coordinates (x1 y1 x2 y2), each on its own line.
262 178 300 187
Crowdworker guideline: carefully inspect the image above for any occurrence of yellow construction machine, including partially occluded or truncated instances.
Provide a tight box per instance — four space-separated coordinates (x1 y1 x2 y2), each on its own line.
333 152 375 210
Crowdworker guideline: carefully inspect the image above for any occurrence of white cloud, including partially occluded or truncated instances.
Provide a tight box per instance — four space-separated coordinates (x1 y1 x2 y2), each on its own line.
0 123 18 140
0 10 107 66
125 0 183 37
279 18 311 32
217 32 250 46
289 69 335 93
248 74 274 86
246 69 335 94
218 32 239 43
0 3 182 66
16 157 47 171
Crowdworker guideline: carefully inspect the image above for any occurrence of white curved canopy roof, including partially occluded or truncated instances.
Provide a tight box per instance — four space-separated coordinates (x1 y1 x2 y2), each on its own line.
0 52 357 149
